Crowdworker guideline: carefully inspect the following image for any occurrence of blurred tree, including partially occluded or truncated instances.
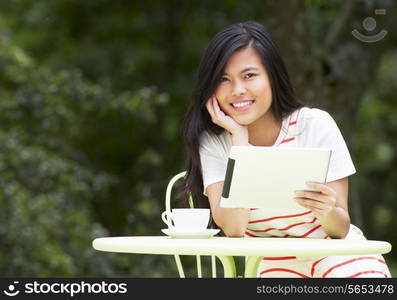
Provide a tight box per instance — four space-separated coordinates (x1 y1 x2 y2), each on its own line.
0 36 177 276
352 50 397 267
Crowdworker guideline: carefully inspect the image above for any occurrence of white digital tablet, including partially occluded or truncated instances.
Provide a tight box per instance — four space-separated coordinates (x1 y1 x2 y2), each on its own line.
219 146 331 209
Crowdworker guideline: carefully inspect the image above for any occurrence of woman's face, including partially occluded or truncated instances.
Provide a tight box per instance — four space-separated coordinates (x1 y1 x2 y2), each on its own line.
214 46 273 126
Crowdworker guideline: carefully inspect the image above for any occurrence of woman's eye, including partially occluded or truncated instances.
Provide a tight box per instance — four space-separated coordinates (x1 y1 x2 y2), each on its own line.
220 77 229 82
244 73 257 79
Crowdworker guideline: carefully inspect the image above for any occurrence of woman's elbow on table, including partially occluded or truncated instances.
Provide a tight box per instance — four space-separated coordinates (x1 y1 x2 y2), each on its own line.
215 219 246 237
212 212 247 237
222 227 246 237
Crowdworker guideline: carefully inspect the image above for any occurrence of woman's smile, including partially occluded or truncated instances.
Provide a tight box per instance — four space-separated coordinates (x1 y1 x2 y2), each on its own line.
231 100 255 111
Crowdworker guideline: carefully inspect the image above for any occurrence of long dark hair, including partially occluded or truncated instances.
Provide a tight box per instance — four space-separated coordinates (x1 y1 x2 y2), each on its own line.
182 21 304 208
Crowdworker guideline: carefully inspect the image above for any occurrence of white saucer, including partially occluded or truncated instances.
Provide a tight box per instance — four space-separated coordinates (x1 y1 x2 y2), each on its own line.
161 228 220 239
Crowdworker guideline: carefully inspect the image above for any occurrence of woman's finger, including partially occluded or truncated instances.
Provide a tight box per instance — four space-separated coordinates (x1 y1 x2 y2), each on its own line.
295 197 335 217
311 207 327 217
211 97 220 119
212 96 225 119
206 97 217 121
294 198 329 210
212 96 221 112
306 182 336 196
294 191 335 206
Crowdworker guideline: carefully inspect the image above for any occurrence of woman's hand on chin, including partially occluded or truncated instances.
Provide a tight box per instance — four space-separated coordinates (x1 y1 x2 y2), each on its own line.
206 96 249 145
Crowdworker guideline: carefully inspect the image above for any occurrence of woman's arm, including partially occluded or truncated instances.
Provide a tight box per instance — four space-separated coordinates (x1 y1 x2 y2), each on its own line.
205 96 250 237
294 177 351 238
206 181 249 237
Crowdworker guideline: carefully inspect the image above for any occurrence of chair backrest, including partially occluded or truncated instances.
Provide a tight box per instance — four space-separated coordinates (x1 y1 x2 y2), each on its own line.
165 171 219 277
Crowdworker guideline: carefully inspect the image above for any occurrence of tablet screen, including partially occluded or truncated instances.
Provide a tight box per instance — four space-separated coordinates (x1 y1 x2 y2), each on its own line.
220 146 331 209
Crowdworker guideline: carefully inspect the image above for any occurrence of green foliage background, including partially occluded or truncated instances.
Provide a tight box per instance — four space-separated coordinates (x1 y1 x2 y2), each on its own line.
0 0 396 277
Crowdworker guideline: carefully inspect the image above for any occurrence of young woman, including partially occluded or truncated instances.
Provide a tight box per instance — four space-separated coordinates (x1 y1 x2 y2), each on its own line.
183 21 391 277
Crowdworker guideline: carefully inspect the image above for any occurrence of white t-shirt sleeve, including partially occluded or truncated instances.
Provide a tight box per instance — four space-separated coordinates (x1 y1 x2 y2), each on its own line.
199 131 230 196
302 108 356 182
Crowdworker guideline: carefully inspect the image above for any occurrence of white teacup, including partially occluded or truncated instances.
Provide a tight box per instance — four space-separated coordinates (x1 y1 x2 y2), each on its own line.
161 208 210 230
